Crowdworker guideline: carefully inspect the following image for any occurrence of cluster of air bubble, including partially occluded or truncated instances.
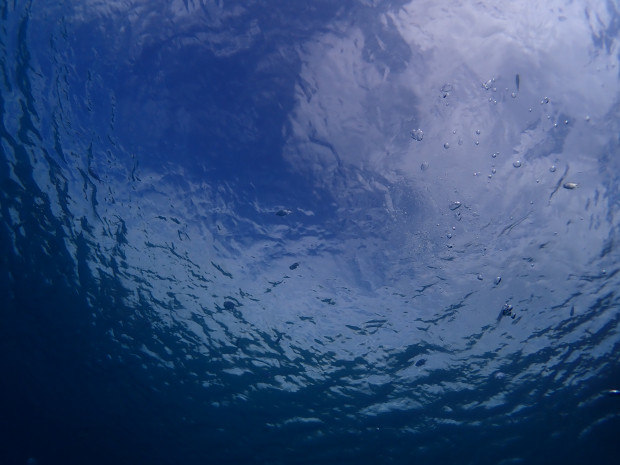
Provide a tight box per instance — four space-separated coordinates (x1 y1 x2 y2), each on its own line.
410 77 589 182
410 128 424 141
405 74 590 307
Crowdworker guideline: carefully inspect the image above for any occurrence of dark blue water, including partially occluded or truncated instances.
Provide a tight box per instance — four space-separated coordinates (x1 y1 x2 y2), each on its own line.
2 1 620 464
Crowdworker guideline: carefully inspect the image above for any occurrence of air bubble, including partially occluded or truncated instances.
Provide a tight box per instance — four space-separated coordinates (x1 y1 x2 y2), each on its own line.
511 92 517 98
541 97 550 104
476 129 481 135
549 165 557 172
491 168 496 174
501 303 514 317
491 152 498 158
475 140 479 146
494 276 502 285
444 142 450 149
477 274 483 281
513 160 522 168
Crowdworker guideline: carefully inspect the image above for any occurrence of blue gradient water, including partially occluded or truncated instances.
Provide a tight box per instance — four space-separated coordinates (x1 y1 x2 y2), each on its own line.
2 1 620 464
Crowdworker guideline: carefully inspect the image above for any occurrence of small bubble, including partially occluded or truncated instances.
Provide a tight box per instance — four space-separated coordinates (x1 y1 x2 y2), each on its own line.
585 115 590 121
493 100 497 105
529 108 532 112
491 168 496 174
477 274 483 280
564 120 569 125
447 233 452 239
511 92 517 98
554 123 558 127
476 129 481 135
475 140 479 145
494 276 502 285
452 226 456 230
513 160 522 168
444 142 450 149
549 165 557 172
491 152 497 158
488 174 492 179
473 172 480 176
541 96 550 104
453 129 457 134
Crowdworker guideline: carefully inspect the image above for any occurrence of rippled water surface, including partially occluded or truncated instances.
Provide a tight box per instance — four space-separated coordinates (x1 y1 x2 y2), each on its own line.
2 1 620 464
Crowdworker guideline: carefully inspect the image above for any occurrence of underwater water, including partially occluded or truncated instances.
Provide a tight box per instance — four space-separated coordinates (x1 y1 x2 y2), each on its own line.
1 1 620 464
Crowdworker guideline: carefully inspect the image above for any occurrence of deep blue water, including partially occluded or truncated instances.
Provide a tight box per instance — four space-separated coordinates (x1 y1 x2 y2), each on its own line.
2 1 620 464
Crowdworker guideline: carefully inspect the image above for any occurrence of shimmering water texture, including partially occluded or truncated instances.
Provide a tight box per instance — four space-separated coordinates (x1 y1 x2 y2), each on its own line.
1 1 620 465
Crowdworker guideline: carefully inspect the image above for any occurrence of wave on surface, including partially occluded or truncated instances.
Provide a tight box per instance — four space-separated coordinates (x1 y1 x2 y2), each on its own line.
2 1 620 464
